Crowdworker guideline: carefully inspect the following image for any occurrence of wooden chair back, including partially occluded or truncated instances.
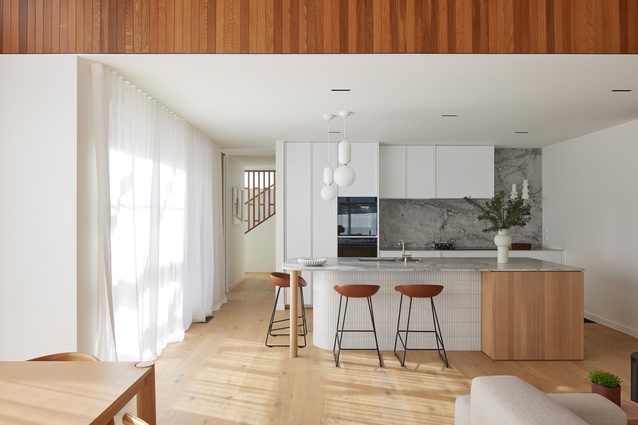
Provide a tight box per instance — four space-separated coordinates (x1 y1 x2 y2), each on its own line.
122 412 149 425
28 352 101 361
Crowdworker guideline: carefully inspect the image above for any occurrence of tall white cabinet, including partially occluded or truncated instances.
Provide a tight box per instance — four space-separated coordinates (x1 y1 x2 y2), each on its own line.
283 142 336 306
312 143 338 258
284 143 314 262
282 142 378 306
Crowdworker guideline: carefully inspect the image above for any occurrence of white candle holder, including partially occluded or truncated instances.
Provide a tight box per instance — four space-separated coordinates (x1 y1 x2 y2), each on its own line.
522 179 530 200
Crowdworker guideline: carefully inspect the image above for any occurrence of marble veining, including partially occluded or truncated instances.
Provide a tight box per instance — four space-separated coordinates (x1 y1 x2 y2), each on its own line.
283 257 583 272
379 148 542 250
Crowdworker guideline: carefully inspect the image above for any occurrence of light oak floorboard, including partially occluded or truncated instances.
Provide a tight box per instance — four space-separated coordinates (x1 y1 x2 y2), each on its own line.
117 272 638 424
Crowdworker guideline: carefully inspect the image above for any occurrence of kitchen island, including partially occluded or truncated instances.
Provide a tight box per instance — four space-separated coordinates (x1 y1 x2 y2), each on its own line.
282 257 584 361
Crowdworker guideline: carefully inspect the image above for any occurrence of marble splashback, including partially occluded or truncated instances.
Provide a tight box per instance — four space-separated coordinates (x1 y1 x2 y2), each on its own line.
379 148 542 250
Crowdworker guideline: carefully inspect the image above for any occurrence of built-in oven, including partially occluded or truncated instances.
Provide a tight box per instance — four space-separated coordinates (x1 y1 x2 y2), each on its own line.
337 237 378 257
337 197 378 257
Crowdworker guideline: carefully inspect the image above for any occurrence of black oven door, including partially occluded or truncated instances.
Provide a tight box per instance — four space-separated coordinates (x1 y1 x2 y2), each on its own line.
337 197 377 237
337 237 378 258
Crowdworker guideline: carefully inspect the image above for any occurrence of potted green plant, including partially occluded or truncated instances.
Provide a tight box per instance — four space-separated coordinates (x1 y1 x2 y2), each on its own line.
464 190 532 263
588 370 622 406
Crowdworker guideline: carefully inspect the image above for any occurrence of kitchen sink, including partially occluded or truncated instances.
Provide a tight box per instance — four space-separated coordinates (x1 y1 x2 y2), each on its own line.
358 257 421 262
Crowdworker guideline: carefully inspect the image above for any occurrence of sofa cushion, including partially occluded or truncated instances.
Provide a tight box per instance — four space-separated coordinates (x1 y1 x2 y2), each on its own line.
549 393 627 425
454 394 471 425
470 375 589 424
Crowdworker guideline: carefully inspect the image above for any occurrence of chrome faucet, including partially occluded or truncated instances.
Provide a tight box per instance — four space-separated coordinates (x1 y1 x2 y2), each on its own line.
398 240 411 258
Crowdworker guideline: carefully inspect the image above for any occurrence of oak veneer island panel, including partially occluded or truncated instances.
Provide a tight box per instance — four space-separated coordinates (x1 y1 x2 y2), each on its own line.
283 257 584 359
481 271 584 360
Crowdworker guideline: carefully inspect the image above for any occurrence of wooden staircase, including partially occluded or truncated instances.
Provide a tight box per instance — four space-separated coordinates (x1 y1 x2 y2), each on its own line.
245 170 275 233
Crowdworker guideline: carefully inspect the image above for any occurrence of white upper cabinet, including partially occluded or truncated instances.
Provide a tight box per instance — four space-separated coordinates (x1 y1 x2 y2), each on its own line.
379 145 434 198
379 146 405 198
337 142 379 197
435 145 494 199
406 146 435 198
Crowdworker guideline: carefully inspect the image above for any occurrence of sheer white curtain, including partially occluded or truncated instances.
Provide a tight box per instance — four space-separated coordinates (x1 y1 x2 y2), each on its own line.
91 63 226 361
90 63 117 361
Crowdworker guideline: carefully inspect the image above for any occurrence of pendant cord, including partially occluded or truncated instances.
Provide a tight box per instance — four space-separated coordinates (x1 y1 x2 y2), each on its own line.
327 117 331 165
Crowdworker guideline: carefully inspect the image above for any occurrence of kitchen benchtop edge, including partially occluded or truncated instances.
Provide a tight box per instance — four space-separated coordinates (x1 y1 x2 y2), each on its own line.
283 257 583 272
378 247 564 252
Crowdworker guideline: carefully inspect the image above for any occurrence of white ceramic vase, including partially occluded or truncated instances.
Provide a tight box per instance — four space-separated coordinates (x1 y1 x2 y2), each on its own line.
494 229 512 263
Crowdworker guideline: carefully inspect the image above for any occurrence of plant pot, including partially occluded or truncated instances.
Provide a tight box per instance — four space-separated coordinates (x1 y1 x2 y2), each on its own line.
494 229 512 263
592 382 622 406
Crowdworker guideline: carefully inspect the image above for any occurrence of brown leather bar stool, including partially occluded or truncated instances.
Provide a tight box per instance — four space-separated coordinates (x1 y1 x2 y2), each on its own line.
332 284 383 367
394 284 449 367
265 272 308 348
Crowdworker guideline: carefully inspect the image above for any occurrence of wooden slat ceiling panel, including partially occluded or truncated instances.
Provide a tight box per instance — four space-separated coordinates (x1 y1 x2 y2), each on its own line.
1 0 637 53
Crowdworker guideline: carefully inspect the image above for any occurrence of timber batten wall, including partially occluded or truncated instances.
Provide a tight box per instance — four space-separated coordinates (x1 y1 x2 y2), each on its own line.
1 0 637 54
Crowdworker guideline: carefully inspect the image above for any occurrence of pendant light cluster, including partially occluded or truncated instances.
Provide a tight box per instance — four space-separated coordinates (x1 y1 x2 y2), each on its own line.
320 114 337 201
334 111 356 187
320 111 356 201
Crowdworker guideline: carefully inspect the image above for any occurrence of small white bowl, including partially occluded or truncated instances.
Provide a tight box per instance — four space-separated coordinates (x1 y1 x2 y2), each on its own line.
298 257 327 266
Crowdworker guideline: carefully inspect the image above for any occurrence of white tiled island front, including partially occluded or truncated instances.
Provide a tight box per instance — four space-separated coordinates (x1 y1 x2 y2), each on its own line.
282 257 584 361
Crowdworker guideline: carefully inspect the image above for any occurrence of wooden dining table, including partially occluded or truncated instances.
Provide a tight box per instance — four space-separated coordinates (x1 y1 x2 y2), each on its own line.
0 361 156 425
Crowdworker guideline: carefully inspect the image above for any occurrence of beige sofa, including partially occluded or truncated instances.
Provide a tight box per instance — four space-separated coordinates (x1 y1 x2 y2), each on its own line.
455 375 627 425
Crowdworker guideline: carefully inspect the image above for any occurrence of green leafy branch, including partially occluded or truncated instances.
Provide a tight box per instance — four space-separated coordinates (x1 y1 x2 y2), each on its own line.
463 190 532 233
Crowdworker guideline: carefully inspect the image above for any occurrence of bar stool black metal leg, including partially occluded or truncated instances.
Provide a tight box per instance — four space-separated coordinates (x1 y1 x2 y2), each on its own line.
430 298 449 367
266 285 307 348
299 287 307 347
393 290 449 368
367 296 383 367
333 295 349 367
332 285 383 368
265 287 283 347
394 293 405 365
394 295 415 367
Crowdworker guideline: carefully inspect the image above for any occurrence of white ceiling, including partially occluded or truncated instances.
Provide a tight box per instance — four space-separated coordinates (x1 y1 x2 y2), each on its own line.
80 53 638 154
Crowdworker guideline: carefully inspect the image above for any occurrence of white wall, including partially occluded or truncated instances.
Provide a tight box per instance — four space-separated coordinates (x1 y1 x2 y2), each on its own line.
225 155 277 281
0 55 79 360
244 160 276 272
76 58 99 354
543 118 638 337
245 216 276 272
225 156 246 289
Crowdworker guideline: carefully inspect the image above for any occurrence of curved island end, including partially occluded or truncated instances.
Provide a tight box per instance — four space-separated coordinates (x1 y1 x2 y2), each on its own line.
283 257 584 361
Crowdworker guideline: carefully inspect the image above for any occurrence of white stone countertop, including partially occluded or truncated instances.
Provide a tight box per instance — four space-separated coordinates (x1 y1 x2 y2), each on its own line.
282 257 584 272
378 246 563 252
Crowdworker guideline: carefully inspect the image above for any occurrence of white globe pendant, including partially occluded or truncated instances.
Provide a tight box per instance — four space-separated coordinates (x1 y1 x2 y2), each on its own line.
323 164 334 185
321 184 337 201
338 139 351 164
334 164 356 187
